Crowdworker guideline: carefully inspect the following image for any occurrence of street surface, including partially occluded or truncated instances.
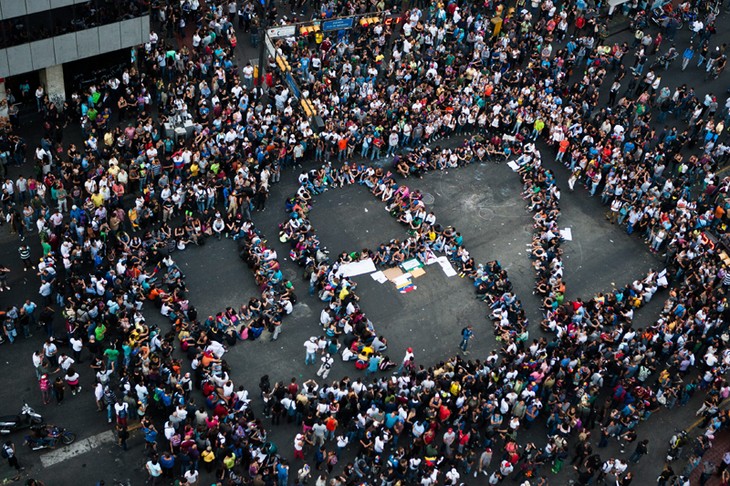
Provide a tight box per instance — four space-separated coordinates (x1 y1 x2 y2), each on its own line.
0 7 725 486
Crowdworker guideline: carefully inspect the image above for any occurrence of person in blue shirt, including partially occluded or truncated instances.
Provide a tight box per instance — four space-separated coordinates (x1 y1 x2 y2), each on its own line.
300 56 310 80
460 325 474 353
159 451 175 478
276 461 289 486
682 43 695 71
365 354 382 377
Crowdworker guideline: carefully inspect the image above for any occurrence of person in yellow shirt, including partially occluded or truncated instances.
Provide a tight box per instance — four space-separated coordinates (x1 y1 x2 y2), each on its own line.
128 207 140 230
90 191 104 207
189 161 199 178
223 451 236 469
108 161 120 178
201 446 216 472
338 286 349 301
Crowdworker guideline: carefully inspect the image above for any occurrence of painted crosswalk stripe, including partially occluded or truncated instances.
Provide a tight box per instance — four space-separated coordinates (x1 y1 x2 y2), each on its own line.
39 430 115 468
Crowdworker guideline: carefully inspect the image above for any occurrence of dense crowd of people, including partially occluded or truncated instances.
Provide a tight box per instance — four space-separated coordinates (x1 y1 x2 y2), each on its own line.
0 0 729 484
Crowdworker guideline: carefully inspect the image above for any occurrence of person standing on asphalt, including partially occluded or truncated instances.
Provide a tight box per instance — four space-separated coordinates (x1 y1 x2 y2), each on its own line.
396 347 415 375
304 337 318 365
460 325 474 354
18 244 33 271
145 454 163 485
0 264 10 291
2 441 22 479
52 377 65 404
682 43 695 71
629 439 649 463
117 424 129 451
316 353 334 380
38 374 51 404
657 464 674 486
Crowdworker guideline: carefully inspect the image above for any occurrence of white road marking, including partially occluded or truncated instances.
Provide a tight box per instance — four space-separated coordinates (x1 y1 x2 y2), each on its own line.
39 430 115 468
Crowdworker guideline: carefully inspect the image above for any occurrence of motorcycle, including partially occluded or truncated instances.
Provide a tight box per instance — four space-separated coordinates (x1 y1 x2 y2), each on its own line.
24 425 76 451
0 403 44 435
651 9 684 30
630 10 649 30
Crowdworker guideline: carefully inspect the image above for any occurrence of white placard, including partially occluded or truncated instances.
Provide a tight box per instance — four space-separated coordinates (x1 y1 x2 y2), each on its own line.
267 25 297 38
336 258 377 278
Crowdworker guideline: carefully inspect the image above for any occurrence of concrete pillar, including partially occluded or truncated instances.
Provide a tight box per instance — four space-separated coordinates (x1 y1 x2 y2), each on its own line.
39 64 65 109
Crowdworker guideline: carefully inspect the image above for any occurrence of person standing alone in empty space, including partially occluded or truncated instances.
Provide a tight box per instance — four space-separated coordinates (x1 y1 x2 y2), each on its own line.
460 324 474 354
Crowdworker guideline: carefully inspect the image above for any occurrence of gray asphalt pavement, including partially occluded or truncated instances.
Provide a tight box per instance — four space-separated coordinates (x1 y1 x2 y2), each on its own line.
0 7 726 486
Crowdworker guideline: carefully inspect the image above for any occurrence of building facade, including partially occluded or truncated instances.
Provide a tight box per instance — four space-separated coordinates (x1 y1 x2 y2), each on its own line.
0 0 150 119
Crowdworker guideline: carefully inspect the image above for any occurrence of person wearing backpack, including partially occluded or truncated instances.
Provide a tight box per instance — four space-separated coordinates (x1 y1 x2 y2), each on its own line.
114 398 129 428
2 441 22 477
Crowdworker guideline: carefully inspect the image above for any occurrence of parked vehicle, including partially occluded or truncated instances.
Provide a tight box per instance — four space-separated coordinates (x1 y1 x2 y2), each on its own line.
24 425 76 451
0 404 43 435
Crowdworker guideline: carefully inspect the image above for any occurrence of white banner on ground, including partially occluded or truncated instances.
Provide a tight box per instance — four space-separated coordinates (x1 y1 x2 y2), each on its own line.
336 258 377 277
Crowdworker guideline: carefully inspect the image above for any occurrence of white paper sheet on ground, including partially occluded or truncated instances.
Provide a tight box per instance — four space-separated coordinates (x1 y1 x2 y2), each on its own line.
440 262 458 277
401 258 422 271
424 250 439 265
560 228 573 241
433 256 458 277
336 258 377 277
507 160 520 171
392 273 413 287
370 271 388 283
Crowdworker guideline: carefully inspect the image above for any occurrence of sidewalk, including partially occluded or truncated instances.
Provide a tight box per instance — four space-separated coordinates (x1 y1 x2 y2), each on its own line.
690 428 730 485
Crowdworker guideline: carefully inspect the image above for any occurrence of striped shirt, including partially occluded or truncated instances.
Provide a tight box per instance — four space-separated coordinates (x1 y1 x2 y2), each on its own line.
18 246 30 260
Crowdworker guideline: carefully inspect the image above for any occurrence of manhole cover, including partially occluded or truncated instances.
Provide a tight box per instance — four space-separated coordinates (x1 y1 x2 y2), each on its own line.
422 193 435 205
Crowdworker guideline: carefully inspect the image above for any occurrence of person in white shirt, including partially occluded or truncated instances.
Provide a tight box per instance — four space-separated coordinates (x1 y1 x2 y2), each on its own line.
316 354 334 380
445 467 460 485
184 468 199 486
32 351 43 379
58 353 74 372
94 382 104 412
304 337 319 365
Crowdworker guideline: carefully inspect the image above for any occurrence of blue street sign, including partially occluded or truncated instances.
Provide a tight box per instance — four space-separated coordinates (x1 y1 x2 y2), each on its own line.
285 73 301 99
322 17 354 32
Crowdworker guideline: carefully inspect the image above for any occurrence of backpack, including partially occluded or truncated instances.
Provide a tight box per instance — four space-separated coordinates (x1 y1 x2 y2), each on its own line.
1 446 9 459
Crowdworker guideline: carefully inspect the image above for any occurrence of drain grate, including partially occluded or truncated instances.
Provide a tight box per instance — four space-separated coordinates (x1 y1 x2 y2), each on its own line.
422 193 435 205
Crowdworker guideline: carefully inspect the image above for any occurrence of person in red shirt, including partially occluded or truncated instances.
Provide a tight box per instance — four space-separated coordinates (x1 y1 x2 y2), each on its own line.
287 378 299 397
557 138 570 163
324 415 338 441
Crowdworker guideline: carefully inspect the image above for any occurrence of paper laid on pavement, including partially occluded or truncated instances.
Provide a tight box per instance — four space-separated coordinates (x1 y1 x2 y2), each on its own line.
410 267 426 278
433 256 458 277
560 228 573 241
507 160 520 171
424 250 439 265
401 258 422 271
440 262 458 277
383 267 404 281
393 273 413 287
370 271 388 283
336 258 377 277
